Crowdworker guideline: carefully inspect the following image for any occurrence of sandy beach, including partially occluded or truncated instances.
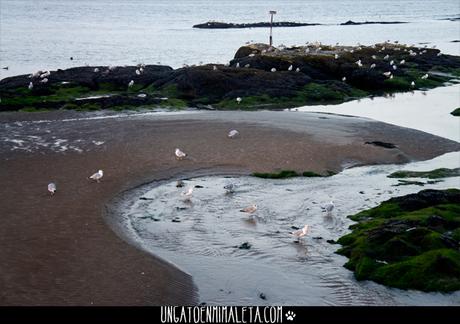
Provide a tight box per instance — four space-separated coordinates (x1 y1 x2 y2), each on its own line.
0 110 459 305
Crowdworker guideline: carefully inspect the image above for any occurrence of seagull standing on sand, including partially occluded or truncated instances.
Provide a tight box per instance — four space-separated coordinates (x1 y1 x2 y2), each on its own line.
228 129 239 138
175 148 187 160
236 97 242 104
240 204 257 213
48 182 56 195
89 170 104 183
291 225 309 240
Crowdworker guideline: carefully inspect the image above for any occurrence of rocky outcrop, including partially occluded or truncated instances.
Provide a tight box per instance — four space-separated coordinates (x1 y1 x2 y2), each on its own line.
1 42 460 111
193 21 320 29
337 189 460 292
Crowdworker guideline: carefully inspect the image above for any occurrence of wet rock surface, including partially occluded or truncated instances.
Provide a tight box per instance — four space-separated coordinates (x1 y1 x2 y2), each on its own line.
1 42 460 111
337 189 460 292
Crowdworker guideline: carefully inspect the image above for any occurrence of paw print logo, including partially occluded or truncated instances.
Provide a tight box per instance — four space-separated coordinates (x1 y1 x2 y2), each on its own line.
285 310 296 321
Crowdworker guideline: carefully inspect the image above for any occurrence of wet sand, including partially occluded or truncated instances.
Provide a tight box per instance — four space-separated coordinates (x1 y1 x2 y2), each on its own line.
0 110 459 305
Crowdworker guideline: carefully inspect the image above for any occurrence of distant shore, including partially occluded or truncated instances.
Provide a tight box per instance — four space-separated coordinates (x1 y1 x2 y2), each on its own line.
1 110 459 305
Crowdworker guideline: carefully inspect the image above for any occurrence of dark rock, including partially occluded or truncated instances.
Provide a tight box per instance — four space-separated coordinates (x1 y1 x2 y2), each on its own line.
326 239 337 244
313 236 323 240
194 185 204 188
259 293 266 300
193 21 320 29
365 141 397 149
340 20 407 25
139 197 153 200
172 218 181 223
238 242 251 249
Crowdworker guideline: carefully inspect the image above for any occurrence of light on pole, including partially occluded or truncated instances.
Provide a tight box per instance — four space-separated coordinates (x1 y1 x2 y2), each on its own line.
269 10 277 47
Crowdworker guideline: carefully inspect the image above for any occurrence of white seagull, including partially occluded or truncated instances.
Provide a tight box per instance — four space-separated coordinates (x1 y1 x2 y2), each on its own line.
181 187 194 200
240 204 257 214
421 73 429 79
28 82 34 90
295 67 300 72
94 67 99 73
224 183 235 194
334 54 339 59
291 225 310 240
128 80 134 87
383 54 389 60
411 81 415 87
135 69 141 75
228 129 239 138
89 170 104 182
342 76 347 82
400 59 405 65
325 201 334 215
288 65 293 71
48 182 56 195
370 63 376 69
236 97 242 104
175 148 187 160
271 67 277 72
383 71 392 77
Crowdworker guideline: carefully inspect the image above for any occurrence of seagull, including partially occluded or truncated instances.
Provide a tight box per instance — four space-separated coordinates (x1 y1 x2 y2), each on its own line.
128 80 134 87
288 65 293 71
89 170 104 182
224 183 235 194
334 54 339 59
236 97 242 104
94 67 100 73
411 81 415 87
271 67 277 72
28 82 33 90
389 60 394 65
355 60 363 67
181 187 194 201
213 65 217 71
236 62 240 68
295 67 300 72
135 69 141 75
324 201 334 215
240 204 257 213
383 71 392 77
342 76 346 82
383 55 389 60
228 129 239 138
370 63 376 69
291 225 310 240
392 65 397 70
400 59 405 65
40 78 48 83
244 64 250 68
421 73 429 79
175 148 187 160
48 182 56 195
371 55 377 60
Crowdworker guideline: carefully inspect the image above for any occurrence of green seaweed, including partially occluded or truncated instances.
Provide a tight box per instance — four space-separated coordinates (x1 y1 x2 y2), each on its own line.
336 189 460 292
388 168 460 179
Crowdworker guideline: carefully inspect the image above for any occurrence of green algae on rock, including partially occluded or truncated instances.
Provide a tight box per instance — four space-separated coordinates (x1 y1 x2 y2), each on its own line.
388 168 460 179
336 189 460 292
2 42 460 112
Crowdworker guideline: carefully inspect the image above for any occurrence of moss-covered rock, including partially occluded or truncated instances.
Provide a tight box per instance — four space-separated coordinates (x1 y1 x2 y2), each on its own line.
336 189 460 292
388 168 460 179
252 169 336 179
1 42 459 112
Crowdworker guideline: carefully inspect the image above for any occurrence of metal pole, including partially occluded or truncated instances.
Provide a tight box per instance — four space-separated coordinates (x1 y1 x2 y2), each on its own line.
269 13 273 47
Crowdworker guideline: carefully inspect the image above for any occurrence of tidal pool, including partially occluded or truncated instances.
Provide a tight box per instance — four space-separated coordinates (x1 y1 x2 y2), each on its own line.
111 152 460 305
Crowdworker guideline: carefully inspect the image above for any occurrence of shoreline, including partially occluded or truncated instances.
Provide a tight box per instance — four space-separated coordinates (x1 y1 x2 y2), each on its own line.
1 110 459 305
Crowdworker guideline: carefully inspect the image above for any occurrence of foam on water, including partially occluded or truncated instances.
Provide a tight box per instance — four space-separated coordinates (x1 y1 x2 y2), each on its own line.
114 152 460 305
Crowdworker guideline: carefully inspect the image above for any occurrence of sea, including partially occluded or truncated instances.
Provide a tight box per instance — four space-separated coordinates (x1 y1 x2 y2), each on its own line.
1 0 459 79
